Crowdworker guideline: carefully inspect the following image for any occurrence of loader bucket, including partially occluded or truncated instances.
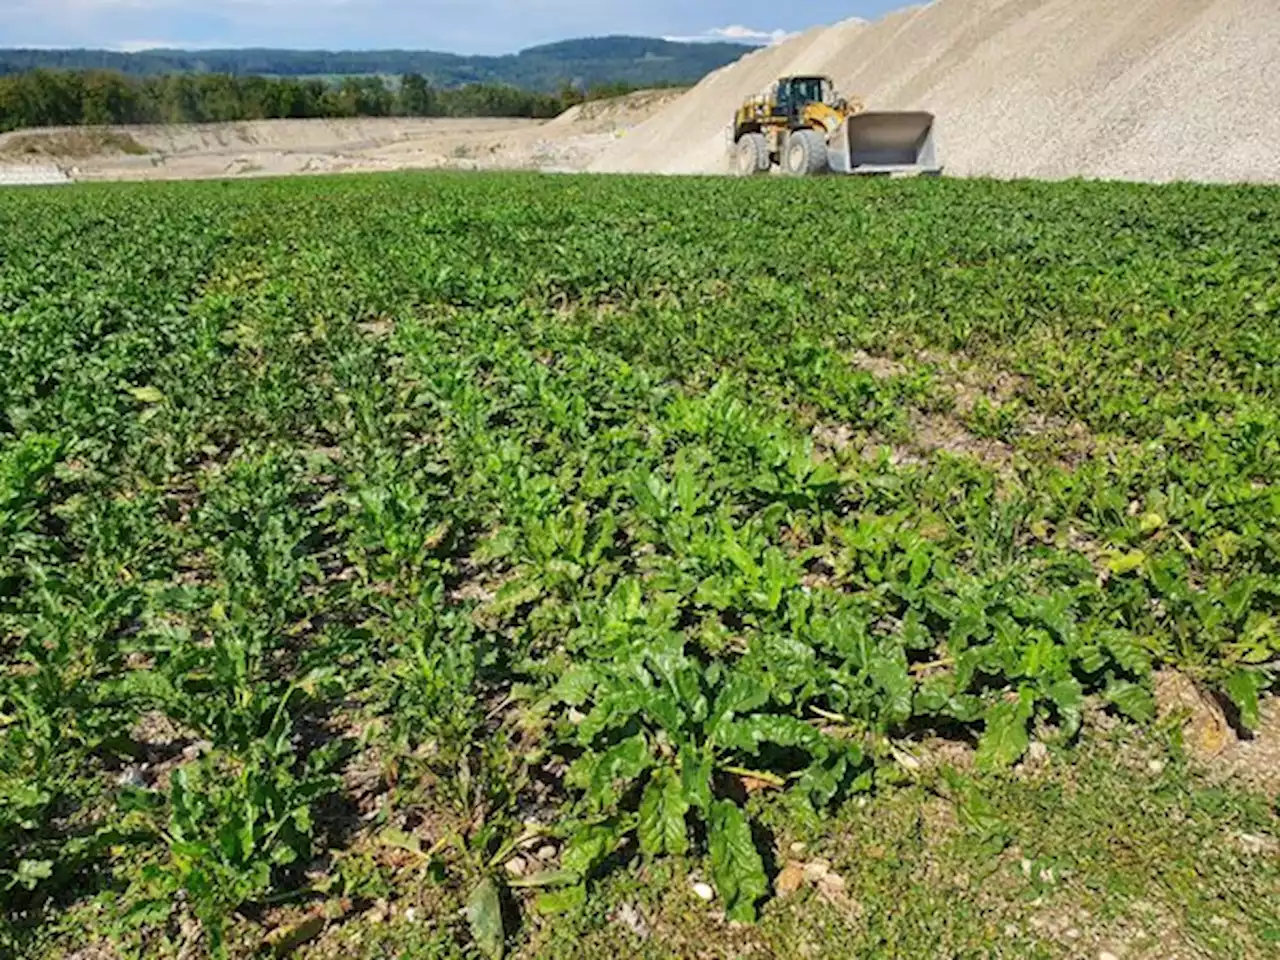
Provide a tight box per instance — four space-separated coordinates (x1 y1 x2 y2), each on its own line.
828 111 942 176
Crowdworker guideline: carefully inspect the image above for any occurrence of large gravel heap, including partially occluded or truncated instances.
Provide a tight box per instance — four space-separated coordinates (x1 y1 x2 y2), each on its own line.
590 0 1280 183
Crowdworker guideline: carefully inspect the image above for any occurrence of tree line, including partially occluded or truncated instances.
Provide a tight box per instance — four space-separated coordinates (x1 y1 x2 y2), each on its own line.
0 38 749 90
0 70 649 133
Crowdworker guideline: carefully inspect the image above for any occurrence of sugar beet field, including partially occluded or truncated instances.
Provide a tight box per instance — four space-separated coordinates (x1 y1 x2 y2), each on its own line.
1 173 1278 959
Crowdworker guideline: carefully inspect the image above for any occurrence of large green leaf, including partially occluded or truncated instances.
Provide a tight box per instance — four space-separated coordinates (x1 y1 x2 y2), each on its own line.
1224 670 1263 731
1105 680 1156 723
534 884 587 916
466 877 505 960
679 745 714 812
560 823 619 877
1046 676 1084 737
1102 630 1152 675
796 752 851 807
546 665 599 707
584 733 653 807
717 713 825 755
708 672 771 741
638 769 690 856
869 655 913 727
976 689 1034 770
707 800 768 923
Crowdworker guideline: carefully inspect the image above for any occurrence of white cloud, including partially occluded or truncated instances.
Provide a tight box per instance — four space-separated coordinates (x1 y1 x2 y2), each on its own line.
111 39 222 51
663 24 795 46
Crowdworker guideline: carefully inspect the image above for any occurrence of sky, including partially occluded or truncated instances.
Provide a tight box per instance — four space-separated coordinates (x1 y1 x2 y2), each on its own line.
1 1 907 54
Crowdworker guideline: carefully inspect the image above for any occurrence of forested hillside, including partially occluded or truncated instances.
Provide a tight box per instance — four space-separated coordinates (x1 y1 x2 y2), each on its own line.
0 37 750 91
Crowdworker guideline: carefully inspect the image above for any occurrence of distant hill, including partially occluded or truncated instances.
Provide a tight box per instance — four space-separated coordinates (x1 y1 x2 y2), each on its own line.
0 37 753 91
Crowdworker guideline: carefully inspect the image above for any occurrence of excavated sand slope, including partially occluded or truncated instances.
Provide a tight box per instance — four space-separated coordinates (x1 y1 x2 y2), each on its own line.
591 0 1280 183
545 89 688 135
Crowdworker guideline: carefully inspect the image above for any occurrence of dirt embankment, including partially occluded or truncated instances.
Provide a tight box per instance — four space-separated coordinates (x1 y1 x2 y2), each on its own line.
544 88 687 134
0 89 680 182
590 0 1280 184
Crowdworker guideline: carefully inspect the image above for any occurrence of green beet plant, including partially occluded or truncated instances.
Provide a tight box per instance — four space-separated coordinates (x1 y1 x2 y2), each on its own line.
539 629 866 921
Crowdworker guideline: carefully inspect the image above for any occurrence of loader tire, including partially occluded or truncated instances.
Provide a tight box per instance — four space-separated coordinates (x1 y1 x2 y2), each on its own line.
784 129 829 177
733 133 770 176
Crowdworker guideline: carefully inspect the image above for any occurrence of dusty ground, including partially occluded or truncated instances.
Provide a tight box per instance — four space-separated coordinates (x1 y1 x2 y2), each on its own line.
0 90 683 183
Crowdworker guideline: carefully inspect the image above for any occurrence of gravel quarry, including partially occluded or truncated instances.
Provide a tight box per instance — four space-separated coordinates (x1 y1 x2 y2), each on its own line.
2 0 1277 186
0 91 683 183
0 118 542 181
591 0 1280 184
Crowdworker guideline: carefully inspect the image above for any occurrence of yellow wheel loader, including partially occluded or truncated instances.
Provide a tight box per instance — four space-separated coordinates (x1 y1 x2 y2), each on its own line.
730 76 941 177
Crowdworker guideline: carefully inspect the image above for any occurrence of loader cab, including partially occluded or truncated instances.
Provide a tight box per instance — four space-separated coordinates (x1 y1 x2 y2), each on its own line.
774 76 834 118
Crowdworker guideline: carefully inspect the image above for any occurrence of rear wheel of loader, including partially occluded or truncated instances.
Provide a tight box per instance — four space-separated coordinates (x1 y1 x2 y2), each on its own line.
784 129 829 176
734 133 770 176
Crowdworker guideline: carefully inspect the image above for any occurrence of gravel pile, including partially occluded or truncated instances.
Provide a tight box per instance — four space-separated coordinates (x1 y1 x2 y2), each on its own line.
589 0 1280 183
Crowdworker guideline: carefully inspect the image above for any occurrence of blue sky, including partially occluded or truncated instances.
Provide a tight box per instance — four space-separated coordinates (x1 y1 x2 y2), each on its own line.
2 1 906 54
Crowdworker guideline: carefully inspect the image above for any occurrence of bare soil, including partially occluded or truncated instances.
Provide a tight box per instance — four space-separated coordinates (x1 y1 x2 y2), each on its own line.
0 90 676 183
0 130 150 159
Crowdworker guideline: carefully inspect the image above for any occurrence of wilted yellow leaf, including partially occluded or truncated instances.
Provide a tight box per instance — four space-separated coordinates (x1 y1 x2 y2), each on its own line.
1107 550 1146 576
127 385 165 404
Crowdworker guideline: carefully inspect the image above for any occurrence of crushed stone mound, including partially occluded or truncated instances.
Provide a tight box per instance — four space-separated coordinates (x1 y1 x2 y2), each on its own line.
0 130 150 160
545 89 688 135
589 0 1280 184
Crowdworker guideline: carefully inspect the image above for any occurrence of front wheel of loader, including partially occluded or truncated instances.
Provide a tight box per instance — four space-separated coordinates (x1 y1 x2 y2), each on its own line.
734 133 770 176
784 129 829 176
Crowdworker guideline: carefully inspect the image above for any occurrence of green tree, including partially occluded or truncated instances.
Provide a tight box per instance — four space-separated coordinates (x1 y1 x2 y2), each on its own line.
195 74 245 123
397 72 436 117
81 70 139 125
